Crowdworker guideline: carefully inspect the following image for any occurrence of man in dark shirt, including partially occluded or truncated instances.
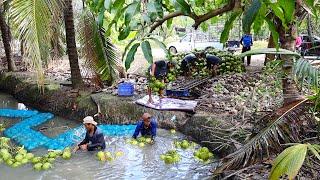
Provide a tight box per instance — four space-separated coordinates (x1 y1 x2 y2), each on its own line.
73 116 106 152
132 113 157 142
180 53 197 76
206 54 221 76
147 60 175 103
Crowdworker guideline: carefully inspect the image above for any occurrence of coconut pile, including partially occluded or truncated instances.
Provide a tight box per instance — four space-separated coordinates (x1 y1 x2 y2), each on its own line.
195 70 283 116
0 124 72 171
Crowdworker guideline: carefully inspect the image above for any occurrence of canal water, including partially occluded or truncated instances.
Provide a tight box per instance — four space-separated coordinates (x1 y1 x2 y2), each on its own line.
0 92 213 179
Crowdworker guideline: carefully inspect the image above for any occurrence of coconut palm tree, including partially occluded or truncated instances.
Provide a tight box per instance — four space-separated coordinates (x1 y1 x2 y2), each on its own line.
9 0 84 89
78 10 124 87
0 5 16 71
64 0 84 89
10 0 63 89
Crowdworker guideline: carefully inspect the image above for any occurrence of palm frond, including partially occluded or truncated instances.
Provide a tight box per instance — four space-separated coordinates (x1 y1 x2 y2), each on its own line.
294 58 320 91
78 10 123 86
214 98 310 174
240 48 301 58
10 0 63 89
49 0 65 60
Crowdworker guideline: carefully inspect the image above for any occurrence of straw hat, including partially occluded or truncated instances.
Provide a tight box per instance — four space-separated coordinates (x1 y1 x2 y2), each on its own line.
83 116 97 126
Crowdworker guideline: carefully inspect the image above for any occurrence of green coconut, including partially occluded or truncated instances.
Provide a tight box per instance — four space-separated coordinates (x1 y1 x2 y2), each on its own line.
48 152 57 158
14 154 24 162
42 162 52 170
115 151 124 157
20 158 29 164
31 157 41 164
97 151 106 161
62 151 71 160
33 163 43 171
145 138 152 144
138 142 145 147
26 153 34 160
11 162 21 168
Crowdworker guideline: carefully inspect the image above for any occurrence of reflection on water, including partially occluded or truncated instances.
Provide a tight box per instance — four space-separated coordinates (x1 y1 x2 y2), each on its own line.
0 92 213 180
0 92 20 109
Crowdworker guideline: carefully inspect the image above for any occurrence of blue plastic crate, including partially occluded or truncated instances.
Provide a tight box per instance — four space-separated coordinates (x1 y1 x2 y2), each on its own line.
118 83 134 96
166 89 189 97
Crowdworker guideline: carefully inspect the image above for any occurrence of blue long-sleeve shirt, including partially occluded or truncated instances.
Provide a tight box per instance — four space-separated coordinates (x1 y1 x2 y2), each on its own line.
78 127 106 151
132 119 157 140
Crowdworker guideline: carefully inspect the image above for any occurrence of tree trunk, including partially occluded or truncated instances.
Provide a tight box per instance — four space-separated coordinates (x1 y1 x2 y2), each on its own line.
0 6 16 72
264 33 275 65
279 24 304 105
64 0 84 89
307 14 314 44
20 40 24 57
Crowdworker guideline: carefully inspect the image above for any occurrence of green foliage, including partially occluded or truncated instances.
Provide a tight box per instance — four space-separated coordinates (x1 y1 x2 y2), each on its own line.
124 1 141 26
252 3 267 34
79 10 121 84
242 0 261 33
214 98 309 173
118 26 131 40
269 144 320 180
220 10 242 43
269 144 308 180
147 37 168 54
104 0 112 11
264 18 280 49
294 58 319 91
240 48 301 58
278 0 295 23
147 1 164 19
172 0 191 15
141 40 153 64
125 43 140 70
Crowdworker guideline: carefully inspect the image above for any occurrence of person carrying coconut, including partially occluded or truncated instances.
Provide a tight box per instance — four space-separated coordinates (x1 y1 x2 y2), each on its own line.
132 113 157 143
147 60 175 104
73 116 106 152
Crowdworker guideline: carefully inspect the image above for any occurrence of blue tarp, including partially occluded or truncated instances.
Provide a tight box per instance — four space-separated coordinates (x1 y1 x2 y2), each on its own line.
0 109 136 150
0 109 39 118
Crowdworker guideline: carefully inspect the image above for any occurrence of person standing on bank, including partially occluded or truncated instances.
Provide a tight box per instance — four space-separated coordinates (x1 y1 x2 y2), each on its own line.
240 33 253 66
147 60 175 104
73 116 106 152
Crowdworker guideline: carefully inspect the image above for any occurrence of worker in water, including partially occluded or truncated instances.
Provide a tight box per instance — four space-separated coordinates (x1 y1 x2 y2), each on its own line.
205 54 221 76
132 113 157 143
73 116 106 152
147 60 175 104
180 53 197 76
